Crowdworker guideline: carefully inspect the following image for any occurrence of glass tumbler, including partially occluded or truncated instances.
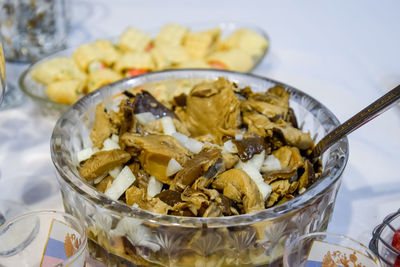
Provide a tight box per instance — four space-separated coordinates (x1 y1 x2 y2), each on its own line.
370 209 400 267
0 210 87 267
0 0 70 62
284 232 381 267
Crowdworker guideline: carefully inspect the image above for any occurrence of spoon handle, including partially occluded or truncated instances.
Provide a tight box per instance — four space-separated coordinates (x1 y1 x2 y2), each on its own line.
312 84 400 159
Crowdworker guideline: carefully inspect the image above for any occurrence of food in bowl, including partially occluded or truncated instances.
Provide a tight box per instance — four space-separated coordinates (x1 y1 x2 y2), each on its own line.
76 77 322 217
51 70 348 266
29 23 268 105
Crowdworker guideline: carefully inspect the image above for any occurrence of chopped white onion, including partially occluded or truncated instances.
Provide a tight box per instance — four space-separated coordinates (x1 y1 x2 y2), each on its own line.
235 133 243 140
172 132 204 153
185 138 204 153
166 158 183 176
239 164 271 200
135 112 156 124
223 140 237 154
172 132 189 143
235 151 271 200
83 136 94 149
77 147 95 163
147 176 163 197
105 166 136 200
111 134 119 143
94 174 107 184
102 138 120 151
161 116 176 135
251 150 265 170
109 166 122 178
261 154 282 173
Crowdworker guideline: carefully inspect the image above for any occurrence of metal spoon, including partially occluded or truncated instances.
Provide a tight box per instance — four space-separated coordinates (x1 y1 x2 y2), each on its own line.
311 84 400 160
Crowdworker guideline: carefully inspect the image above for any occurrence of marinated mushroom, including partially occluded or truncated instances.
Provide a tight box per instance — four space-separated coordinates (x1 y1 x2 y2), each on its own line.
90 103 114 149
79 149 131 181
121 133 190 184
181 77 241 143
212 168 264 214
77 77 322 217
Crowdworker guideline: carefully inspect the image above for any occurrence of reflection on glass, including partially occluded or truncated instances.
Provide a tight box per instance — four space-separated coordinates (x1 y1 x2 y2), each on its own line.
0 42 5 105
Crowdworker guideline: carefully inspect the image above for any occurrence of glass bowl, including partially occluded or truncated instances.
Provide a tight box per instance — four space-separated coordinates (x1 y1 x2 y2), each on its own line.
19 22 269 119
369 209 400 266
50 69 349 266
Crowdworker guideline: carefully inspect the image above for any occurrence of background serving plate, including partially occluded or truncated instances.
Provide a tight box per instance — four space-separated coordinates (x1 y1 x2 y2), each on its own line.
19 22 269 119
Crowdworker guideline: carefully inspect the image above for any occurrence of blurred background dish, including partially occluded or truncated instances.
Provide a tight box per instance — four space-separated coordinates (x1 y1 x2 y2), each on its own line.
19 22 269 118
370 209 400 267
0 0 70 109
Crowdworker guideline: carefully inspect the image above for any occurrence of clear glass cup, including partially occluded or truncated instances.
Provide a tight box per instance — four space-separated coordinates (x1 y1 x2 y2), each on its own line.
0 0 70 62
369 209 400 266
0 199 29 226
284 232 381 267
0 210 87 266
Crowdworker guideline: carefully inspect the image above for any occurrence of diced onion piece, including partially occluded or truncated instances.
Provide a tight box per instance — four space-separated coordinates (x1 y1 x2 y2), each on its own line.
111 134 119 143
166 158 183 176
235 133 243 140
250 151 265 170
132 203 139 208
109 166 122 178
105 166 136 200
185 137 204 153
135 112 156 124
240 164 272 200
261 154 282 173
93 147 100 153
161 116 176 135
83 136 94 149
102 138 121 151
223 140 237 154
94 174 107 184
172 132 188 143
147 176 163 197
235 151 271 200
77 147 95 163
172 132 204 154
104 94 126 113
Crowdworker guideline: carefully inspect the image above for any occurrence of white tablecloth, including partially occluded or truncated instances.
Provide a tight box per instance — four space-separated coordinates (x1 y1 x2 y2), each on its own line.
1 0 399 248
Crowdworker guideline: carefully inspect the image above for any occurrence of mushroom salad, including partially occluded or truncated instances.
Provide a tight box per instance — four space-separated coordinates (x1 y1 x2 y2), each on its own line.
77 77 322 217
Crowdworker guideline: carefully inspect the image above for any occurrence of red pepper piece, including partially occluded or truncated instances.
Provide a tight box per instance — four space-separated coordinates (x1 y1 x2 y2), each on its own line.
394 255 400 267
126 69 148 77
392 229 400 250
209 61 227 70
145 43 154 52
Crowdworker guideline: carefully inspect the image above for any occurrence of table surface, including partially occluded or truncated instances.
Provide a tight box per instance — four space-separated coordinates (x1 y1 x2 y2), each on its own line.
1 0 400 249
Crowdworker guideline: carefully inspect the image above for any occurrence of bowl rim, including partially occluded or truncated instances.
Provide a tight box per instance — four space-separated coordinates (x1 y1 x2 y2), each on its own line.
19 21 270 110
51 69 349 227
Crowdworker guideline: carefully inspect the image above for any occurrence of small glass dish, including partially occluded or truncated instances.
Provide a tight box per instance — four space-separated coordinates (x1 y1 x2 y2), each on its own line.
369 209 400 266
284 232 381 267
19 22 269 119
0 210 87 266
